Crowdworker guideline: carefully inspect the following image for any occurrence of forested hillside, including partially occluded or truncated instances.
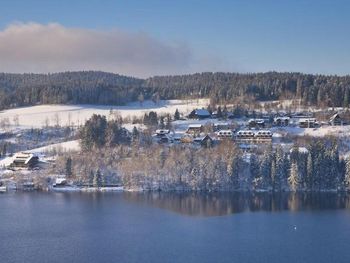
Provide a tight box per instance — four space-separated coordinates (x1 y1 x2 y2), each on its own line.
0 71 143 109
1 71 350 110
146 72 350 107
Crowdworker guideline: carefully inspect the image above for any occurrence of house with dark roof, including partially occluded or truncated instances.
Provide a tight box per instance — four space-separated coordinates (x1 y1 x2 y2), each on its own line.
186 124 203 135
188 109 211 119
9 152 39 169
193 135 213 147
329 113 343 126
248 119 265 129
273 116 290 127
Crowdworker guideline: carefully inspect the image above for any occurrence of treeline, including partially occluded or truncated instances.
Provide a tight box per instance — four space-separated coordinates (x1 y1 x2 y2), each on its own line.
118 141 350 191
0 71 143 109
146 72 350 107
1 71 350 110
250 141 346 192
57 141 350 192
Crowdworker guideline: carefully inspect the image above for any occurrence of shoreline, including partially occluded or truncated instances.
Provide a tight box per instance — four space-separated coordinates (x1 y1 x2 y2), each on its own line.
1 186 348 194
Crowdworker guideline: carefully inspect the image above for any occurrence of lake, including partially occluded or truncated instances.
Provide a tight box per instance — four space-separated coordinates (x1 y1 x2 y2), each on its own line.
1 192 350 263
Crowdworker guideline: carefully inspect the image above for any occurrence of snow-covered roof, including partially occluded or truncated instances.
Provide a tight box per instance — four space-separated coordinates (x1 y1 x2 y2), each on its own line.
329 113 340 122
299 118 316 122
195 109 210 116
248 119 265 123
155 129 170 134
13 152 37 164
193 135 212 142
274 116 290 121
214 122 229 126
217 129 233 134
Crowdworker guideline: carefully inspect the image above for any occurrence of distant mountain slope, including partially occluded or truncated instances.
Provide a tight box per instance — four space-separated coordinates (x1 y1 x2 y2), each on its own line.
1 71 350 110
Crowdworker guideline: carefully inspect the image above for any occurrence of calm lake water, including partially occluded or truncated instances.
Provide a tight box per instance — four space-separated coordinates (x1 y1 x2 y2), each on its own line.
1 192 350 263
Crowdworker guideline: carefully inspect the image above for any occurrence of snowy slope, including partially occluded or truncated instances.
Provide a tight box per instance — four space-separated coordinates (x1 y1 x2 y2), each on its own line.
0 99 209 129
28 140 80 153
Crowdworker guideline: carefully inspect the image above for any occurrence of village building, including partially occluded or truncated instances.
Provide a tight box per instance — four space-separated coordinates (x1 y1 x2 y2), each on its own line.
186 124 203 134
299 118 317 128
235 130 272 142
188 109 211 119
193 135 213 147
248 119 265 129
9 152 39 169
254 130 273 140
273 116 290 127
213 123 229 131
329 113 343 126
236 130 255 139
155 129 170 137
216 129 234 140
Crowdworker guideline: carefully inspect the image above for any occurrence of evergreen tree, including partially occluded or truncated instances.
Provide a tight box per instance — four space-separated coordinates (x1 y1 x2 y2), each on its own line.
65 157 72 177
306 152 314 190
132 126 139 141
345 157 350 191
93 169 103 188
260 148 272 189
174 109 180 120
217 106 223 118
288 162 300 191
159 116 165 129
222 105 228 119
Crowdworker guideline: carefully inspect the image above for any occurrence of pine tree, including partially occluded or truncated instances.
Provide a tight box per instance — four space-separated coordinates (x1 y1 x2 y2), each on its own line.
222 105 228 119
260 148 272 190
93 169 103 188
217 106 222 118
174 109 180 120
159 116 165 129
288 162 299 191
132 126 139 141
345 157 350 191
306 152 313 190
65 157 72 177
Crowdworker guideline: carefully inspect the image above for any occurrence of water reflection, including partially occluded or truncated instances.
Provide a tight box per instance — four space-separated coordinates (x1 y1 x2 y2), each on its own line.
123 192 350 217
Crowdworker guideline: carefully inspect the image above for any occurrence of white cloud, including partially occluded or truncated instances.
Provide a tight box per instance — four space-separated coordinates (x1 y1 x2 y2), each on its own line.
0 22 198 77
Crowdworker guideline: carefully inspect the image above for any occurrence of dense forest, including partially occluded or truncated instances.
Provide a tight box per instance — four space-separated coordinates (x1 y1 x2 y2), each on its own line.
0 71 143 109
146 72 350 107
1 71 350 110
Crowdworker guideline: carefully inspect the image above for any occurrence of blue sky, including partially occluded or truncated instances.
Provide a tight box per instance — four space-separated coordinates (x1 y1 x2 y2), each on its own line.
0 0 349 76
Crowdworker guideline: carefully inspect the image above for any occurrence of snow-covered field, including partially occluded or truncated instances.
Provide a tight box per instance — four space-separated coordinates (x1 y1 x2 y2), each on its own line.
28 140 80 153
0 99 209 129
272 125 350 138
